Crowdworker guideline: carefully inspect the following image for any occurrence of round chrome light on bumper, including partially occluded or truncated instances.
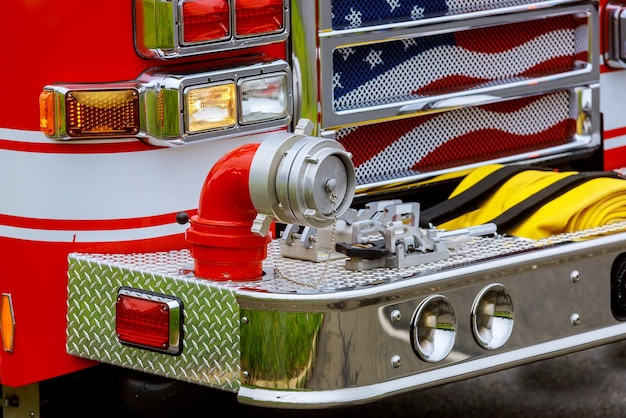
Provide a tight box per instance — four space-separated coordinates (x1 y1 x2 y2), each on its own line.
471 284 514 350
410 295 457 362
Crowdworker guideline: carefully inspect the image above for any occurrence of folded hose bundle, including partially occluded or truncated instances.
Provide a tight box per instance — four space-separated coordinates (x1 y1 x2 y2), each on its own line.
420 164 626 239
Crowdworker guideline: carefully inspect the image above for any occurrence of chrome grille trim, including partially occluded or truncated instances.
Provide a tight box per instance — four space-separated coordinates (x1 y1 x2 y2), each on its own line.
331 86 599 189
291 0 600 192
318 3 598 129
318 0 584 33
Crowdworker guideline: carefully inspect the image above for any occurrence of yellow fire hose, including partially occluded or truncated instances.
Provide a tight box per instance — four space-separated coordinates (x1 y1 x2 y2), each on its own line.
427 164 626 239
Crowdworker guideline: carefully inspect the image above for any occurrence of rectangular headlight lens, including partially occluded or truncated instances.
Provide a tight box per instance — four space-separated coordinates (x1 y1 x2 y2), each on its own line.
185 83 237 132
240 74 289 124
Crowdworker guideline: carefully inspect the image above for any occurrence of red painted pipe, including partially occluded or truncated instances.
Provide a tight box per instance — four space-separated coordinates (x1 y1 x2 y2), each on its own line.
185 143 271 281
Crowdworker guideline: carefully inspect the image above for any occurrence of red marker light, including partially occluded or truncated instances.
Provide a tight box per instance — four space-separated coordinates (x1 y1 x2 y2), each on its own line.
116 289 182 355
235 0 284 36
135 0 288 58
181 0 230 44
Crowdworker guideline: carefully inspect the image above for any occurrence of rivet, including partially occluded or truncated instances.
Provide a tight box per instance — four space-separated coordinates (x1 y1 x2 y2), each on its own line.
570 270 580 283
390 310 402 323
391 355 402 369
241 316 249 324
571 313 581 326
242 370 250 378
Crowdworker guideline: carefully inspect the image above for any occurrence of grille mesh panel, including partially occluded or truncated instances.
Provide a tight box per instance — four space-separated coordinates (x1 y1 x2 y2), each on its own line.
332 14 588 112
331 0 549 30
336 91 574 185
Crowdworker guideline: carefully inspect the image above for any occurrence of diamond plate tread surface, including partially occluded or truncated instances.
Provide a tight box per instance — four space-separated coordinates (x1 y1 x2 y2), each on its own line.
255 222 626 293
66 221 626 387
67 252 240 391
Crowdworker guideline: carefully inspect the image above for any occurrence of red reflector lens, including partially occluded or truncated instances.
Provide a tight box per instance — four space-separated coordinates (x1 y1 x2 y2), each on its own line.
235 0 283 36
182 0 230 43
116 293 177 352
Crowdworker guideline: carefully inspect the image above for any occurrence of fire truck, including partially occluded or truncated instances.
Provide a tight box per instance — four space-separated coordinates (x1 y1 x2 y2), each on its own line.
4 0 626 416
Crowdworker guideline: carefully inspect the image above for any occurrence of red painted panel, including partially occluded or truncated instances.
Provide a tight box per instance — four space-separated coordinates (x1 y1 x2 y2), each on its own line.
0 0 285 386
0 235 188 387
3 1 286 131
605 147 626 171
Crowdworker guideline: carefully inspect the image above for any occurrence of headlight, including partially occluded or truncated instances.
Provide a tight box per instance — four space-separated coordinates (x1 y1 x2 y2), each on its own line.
185 83 237 132
240 74 289 124
40 59 292 146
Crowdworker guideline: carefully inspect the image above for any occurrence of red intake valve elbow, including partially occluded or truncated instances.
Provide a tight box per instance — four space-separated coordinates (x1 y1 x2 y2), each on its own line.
185 142 269 281
186 119 356 282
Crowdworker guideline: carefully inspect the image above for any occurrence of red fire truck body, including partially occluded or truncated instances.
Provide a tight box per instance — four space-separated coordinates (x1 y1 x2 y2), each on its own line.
3 0 626 415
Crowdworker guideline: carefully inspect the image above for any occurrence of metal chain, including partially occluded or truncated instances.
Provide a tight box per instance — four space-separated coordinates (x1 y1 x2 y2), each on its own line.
273 193 338 288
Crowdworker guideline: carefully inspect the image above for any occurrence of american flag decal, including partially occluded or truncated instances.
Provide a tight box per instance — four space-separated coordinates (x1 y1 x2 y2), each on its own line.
331 0 545 30
336 91 575 185
332 14 588 112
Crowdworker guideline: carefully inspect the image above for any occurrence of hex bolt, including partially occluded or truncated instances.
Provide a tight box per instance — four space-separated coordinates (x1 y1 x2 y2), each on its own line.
391 355 402 369
570 270 580 283
390 310 402 324
570 313 581 326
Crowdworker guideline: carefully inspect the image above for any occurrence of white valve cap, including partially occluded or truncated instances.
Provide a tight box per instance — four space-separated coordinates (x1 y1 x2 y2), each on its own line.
249 120 355 237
